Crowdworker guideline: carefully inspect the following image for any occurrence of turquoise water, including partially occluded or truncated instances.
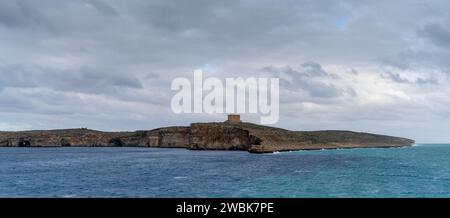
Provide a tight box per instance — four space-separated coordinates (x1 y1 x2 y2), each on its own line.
1 144 450 197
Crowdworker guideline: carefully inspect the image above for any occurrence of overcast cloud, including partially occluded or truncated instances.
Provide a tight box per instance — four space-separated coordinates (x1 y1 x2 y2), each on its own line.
1 0 450 142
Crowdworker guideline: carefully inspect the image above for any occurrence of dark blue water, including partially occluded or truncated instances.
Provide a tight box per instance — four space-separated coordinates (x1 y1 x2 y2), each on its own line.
1 144 450 197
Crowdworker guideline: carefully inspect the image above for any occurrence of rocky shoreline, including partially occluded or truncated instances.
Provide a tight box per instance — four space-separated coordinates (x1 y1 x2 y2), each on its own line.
0 122 415 153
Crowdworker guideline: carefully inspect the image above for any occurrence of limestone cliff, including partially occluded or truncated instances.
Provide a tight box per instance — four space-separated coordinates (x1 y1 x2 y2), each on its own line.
189 123 260 150
0 122 414 153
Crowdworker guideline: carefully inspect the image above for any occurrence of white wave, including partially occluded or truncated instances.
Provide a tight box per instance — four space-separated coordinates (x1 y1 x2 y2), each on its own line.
60 194 77 198
174 176 188 179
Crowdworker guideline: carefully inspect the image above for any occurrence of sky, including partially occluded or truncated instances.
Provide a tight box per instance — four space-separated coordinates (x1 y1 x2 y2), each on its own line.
1 0 450 142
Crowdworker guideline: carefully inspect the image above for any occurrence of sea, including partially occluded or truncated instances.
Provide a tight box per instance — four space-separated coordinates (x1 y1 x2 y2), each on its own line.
1 144 450 197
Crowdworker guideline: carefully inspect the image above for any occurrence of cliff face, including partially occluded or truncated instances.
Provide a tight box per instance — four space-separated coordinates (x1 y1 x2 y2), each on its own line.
0 122 415 153
0 129 146 147
147 127 190 148
189 123 260 150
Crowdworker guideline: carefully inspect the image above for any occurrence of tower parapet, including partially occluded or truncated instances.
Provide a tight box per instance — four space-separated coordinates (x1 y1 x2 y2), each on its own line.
227 114 241 123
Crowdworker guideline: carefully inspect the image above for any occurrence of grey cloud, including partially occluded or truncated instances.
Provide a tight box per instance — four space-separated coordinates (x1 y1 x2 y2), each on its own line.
0 1 26 27
0 64 143 94
307 83 348 98
383 18 450 71
262 62 355 99
350 69 359 75
416 77 437 85
0 0 55 31
83 0 119 17
382 71 409 83
419 21 450 47
301 62 339 79
381 71 438 85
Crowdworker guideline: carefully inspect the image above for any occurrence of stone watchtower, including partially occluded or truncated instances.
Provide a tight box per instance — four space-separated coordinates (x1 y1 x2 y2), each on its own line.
227 114 241 123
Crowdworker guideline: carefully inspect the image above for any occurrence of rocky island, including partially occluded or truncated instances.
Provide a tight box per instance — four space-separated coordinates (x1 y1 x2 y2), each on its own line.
0 115 414 153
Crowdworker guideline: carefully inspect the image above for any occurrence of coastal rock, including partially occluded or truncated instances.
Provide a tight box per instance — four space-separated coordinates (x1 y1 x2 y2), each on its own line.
0 122 415 153
189 123 260 150
147 127 190 148
233 123 415 153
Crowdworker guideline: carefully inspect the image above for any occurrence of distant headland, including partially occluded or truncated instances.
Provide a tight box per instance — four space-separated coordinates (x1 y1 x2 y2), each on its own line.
0 115 414 153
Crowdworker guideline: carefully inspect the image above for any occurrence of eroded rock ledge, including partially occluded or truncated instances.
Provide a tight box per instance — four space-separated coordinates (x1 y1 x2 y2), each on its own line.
0 122 414 153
